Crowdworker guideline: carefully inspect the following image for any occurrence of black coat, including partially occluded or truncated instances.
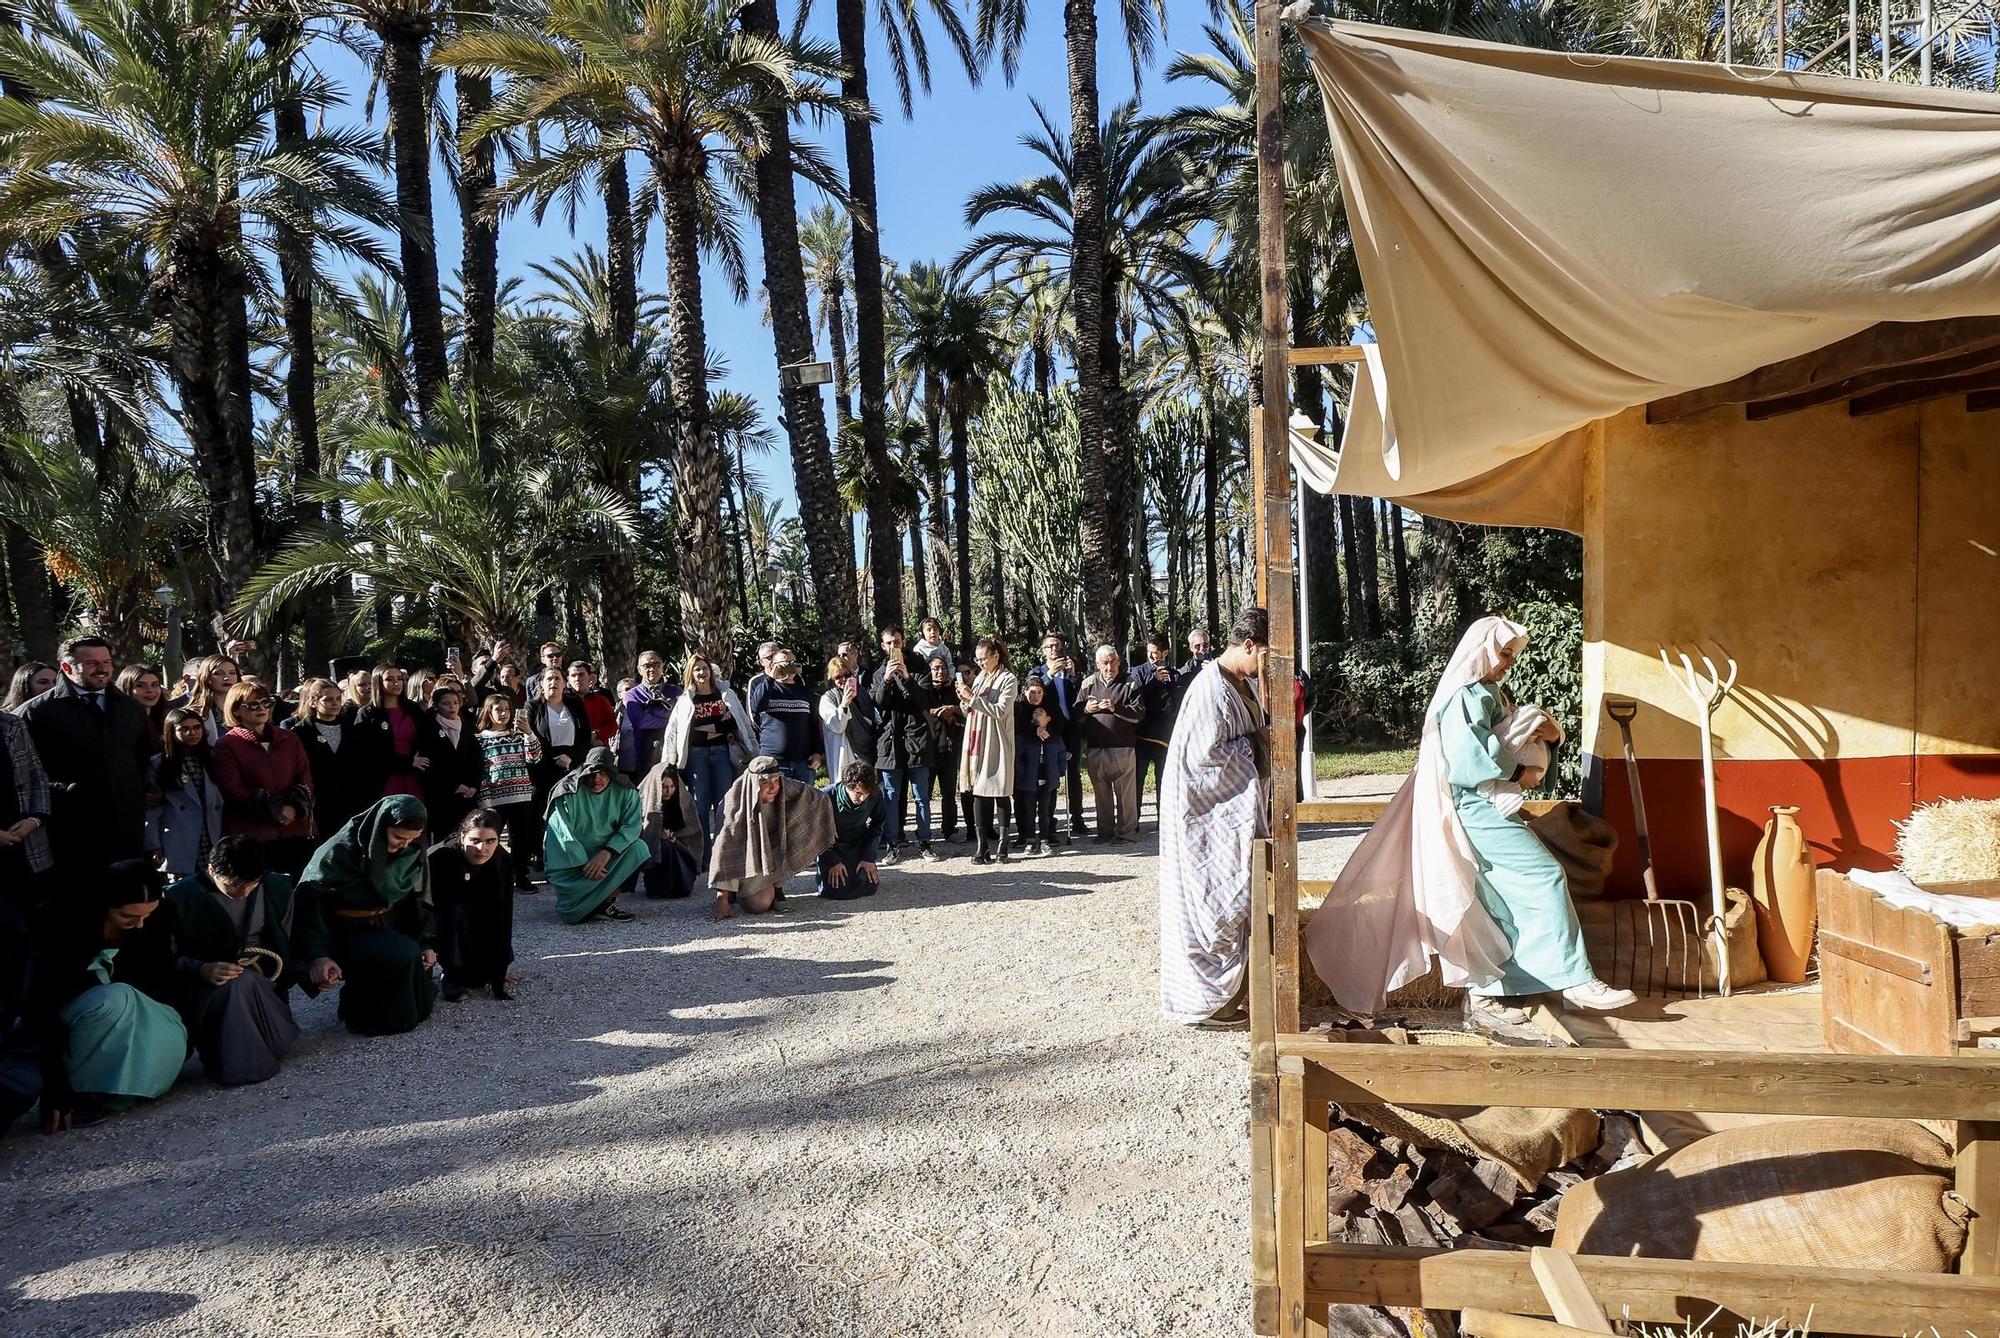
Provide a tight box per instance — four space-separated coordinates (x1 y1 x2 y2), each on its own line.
526 692 590 779
282 710 371 841
159 872 307 997
424 716 485 833
868 664 935 770
17 676 154 871
350 702 442 803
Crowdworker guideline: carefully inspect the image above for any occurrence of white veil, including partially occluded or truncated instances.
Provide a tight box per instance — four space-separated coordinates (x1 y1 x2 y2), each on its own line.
1304 615 1528 1013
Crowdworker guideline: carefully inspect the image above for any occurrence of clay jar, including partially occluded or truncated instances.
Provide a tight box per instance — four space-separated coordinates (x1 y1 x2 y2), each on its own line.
1752 805 1815 983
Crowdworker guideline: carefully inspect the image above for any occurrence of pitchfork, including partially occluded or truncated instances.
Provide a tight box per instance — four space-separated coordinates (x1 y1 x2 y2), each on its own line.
1603 697 1705 1000
1661 643 1741 997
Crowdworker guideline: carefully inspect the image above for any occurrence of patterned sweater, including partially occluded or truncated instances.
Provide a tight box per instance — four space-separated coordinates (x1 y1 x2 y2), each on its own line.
476 729 542 808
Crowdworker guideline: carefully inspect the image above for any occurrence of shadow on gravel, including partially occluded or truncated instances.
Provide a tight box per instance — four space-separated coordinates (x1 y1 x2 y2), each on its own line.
0 1287 196 1335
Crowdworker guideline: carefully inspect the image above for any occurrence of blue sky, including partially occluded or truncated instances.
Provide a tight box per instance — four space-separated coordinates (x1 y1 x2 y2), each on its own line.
317 0 1226 513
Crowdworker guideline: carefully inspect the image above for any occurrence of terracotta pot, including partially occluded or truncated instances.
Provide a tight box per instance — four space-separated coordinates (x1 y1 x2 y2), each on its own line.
1752 805 1815 982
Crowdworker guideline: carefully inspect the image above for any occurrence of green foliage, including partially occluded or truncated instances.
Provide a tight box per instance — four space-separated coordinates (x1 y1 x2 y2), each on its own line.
968 383 1082 644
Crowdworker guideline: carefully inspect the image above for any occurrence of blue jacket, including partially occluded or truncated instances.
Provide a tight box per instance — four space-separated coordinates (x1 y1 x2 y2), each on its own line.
146 752 223 876
747 676 823 763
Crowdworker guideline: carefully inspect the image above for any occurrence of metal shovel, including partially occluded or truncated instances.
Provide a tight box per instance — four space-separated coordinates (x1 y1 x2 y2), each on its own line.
1604 697 1704 999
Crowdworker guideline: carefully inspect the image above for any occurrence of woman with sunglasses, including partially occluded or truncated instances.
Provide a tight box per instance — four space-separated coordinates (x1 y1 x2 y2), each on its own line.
211 681 316 877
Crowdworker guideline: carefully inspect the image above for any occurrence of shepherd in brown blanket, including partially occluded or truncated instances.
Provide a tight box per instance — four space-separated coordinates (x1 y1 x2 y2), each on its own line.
707 756 836 919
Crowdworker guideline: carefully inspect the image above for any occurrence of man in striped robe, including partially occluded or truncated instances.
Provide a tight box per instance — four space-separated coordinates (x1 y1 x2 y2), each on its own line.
1158 608 1272 1025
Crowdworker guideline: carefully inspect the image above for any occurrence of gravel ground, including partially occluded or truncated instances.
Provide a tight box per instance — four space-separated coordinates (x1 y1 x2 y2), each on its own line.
0 801 1374 1338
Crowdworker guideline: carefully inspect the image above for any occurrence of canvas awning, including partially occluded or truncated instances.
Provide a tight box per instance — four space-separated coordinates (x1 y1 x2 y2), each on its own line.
1297 19 2000 526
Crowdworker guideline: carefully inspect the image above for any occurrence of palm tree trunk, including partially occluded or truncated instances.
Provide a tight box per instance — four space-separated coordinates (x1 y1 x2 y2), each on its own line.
1356 491 1382 637
1339 495 1363 635
1067 0 1113 645
605 154 638 350
1 520 55 663
743 0 860 660
658 170 730 663
267 31 335 674
836 0 903 630
948 399 972 645
1202 397 1220 637
922 393 952 621
723 468 750 625
987 509 1004 635
1289 275 1344 652
1389 502 1412 635
827 277 854 429
168 238 260 623
456 2 499 390
909 503 930 613
378 11 449 418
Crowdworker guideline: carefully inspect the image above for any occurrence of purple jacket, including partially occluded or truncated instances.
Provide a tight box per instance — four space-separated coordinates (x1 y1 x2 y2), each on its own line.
619 680 682 772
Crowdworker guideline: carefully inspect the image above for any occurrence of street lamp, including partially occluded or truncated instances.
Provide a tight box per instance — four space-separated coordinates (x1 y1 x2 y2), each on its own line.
155 584 182 670
778 360 834 392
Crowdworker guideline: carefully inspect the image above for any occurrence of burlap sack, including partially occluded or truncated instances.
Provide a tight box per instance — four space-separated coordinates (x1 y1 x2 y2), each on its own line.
1554 1118 1969 1272
1529 803 1619 900
1339 1031 1600 1192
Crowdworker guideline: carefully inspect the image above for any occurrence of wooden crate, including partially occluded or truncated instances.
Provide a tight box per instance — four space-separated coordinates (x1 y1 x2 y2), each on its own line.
1819 868 2000 1056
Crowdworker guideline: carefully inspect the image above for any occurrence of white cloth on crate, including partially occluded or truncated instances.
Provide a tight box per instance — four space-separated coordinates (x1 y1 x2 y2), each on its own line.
1846 868 2000 930
1158 663 1271 1024
1303 616 1530 1014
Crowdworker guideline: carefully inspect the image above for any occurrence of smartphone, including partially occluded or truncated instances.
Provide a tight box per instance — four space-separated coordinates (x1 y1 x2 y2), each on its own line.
890 647 905 668
448 645 462 663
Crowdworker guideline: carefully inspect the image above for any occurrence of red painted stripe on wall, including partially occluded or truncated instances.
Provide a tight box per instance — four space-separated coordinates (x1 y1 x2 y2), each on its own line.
1586 753 2000 901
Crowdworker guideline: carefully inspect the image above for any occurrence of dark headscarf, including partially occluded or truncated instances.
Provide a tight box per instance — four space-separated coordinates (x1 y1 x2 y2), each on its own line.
544 745 625 815
300 794 430 907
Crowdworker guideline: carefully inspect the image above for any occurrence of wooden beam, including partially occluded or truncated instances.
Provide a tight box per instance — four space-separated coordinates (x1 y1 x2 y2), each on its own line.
1967 388 2000 413
1745 344 2000 419
1281 1039 2000 1119
1250 844 1280 1336
1957 1120 2000 1276
1461 1311 1616 1338
1287 345 1367 366
1303 1243 2000 1335
1849 366 2000 416
1298 797 1561 826
1645 317 2000 423
1528 1249 1613 1333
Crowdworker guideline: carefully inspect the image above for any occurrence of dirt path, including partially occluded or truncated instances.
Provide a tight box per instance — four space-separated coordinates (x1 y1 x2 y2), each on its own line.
0 804 1368 1337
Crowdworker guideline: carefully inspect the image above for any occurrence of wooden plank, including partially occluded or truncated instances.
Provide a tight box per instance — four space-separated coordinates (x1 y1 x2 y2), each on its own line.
1527 1249 1613 1333
1287 345 1367 366
1745 343 2000 419
1957 1120 2000 1277
1645 317 2000 423
1297 796 1559 826
1277 1057 1308 1338
1818 930 1934 984
1460 1311 1617 1338
1282 1039 2000 1119
1303 1243 2000 1334
1956 1014 2000 1043
1849 365 2000 416
1303 1066 1331 1338
1251 844 1279 1335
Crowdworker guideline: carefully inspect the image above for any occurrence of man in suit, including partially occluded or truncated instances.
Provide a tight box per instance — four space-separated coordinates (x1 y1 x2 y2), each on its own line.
18 636 154 878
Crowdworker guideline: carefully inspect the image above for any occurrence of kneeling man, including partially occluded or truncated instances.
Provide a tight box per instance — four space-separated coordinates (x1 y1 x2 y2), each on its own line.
818 762 886 901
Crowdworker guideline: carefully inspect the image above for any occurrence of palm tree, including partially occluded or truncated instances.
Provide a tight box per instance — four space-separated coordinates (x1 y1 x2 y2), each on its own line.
235 397 638 650
439 0 845 664
828 0 976 636
973 0 1164 645
0 0 396 618
959 98 1211 646
800 202 856 429
0 434 204 664
453 0 501 389
712 388 775 627
740 0 861 660
889 261 1009 640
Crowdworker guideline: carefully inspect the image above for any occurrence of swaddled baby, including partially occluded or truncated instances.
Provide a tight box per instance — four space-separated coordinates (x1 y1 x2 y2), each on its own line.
1474 705 1562 817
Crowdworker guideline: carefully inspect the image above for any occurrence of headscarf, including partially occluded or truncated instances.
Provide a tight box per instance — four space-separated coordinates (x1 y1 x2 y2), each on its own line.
545 745 625 816
1305 615 1527 1013
300 794 430 907
707 755 836 890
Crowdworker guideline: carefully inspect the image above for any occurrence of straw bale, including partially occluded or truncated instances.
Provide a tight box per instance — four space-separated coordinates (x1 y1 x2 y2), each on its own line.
1896 797 2000 885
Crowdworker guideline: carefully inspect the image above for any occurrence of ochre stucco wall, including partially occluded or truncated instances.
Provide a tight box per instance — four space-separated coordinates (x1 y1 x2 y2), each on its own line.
1581 400 2000 899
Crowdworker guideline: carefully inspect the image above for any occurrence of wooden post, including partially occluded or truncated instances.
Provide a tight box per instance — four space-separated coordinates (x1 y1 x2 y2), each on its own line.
1276 1054 1309 1338
1252 0 1300 1038
1250 840 1280 1334
1957 1120 2000 1275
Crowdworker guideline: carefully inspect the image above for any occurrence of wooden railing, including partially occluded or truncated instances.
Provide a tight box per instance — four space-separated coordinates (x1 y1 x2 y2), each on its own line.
1247 838 2000 1336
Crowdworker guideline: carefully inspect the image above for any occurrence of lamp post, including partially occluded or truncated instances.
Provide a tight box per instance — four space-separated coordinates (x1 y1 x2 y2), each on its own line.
155 584 182 671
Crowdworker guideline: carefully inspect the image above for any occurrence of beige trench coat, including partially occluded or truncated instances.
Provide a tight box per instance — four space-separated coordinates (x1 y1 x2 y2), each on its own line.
957 668 1017 798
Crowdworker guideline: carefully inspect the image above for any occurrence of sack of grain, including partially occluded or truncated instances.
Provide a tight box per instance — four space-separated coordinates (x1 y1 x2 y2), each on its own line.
1553 1118 1968 1272
1529 802 1619 900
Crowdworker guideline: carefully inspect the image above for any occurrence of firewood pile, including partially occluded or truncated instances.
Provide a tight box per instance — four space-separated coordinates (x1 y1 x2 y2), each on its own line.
1321 1101 1650 1338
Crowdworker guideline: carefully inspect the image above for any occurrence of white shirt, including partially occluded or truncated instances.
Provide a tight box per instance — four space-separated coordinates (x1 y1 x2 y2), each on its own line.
546 706 577 748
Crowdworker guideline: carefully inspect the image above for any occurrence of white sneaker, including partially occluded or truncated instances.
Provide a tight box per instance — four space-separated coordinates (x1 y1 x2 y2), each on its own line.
1465 995 1531 1028
1562 979 1637 1012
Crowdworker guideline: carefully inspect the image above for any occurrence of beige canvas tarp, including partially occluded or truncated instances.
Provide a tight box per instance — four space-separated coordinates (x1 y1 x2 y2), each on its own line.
1298 19 2000 522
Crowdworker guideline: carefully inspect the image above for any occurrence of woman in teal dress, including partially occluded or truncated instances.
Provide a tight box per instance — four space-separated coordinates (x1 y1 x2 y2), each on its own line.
1437 623 1633 1022
295 794 438 1036
543 747 647 924
30 860 188 1132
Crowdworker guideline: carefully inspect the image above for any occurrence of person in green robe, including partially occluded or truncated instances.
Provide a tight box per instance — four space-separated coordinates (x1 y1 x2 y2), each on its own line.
543 747 647 924
159 835 303 1085
295 794 439 1036
29 859 188 1132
